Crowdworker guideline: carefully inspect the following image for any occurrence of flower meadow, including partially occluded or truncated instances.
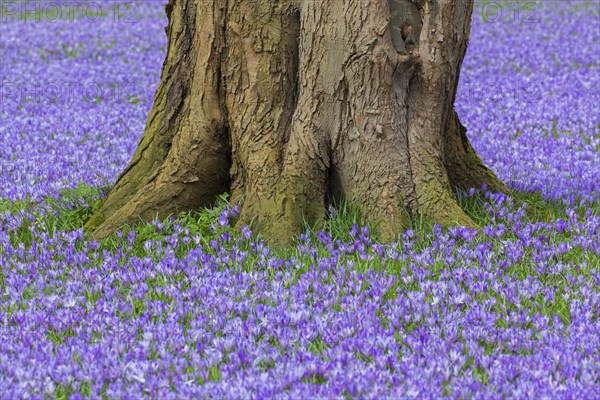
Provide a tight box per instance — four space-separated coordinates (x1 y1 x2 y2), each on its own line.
0 1 599 399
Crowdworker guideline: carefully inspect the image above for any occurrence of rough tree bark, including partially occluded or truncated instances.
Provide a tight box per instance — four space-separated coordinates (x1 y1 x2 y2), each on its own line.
86 0 507 246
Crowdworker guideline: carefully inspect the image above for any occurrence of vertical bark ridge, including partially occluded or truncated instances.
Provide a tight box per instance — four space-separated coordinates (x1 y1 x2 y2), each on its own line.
277 7 301 169
86 0 200 231
88 0 231 239
227 1 333 245
225 1 301 223
405 0 477 228
327 0 417 240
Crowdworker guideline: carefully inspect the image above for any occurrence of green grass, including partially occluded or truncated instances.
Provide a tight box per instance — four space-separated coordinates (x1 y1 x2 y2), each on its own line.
3 181 597 260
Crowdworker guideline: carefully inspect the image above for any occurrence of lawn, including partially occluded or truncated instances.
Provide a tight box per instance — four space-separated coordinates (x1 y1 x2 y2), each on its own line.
0 1 599 398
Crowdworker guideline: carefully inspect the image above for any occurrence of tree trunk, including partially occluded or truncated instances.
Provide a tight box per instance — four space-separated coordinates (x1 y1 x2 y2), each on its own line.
86 0 506 246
